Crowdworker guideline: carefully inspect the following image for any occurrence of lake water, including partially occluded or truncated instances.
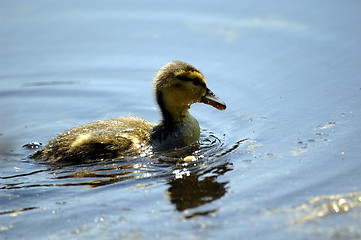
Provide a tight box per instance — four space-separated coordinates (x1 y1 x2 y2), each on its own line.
1 0 361 239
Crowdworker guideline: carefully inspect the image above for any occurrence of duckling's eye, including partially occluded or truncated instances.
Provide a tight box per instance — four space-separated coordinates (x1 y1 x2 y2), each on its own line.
192 77 200 86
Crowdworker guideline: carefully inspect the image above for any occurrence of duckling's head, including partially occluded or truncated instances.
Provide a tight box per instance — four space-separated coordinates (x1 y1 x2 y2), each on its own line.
154 61 226 122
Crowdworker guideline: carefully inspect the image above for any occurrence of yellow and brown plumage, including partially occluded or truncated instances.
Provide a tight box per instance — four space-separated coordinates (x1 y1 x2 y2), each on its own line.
32 61 226 162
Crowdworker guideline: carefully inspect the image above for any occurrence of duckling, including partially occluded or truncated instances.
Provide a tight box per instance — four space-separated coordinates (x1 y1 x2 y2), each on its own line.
32 61 226 162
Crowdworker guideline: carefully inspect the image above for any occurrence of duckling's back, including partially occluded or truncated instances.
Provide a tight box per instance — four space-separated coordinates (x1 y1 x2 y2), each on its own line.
32 117 155 162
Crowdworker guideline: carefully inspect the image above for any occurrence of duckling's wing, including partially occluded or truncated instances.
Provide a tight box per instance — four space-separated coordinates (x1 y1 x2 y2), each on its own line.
32 131 133 162
32 117 155 162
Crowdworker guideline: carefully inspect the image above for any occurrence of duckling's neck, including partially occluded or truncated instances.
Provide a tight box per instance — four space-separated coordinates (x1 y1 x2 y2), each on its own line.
162 102 191 124
151 104 200 152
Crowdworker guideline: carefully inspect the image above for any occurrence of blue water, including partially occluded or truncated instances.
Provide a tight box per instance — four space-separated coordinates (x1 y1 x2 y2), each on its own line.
1 0 361 239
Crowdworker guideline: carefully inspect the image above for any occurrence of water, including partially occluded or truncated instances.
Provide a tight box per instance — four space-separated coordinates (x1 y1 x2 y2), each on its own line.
1 0 361 239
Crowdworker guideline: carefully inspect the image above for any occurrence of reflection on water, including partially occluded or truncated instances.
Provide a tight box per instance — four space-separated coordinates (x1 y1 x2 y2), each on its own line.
53 161 147 188
186 16 307 43
294 192 361 224
259 192 361 239
167 163 231 218
21 81 81 87
282 192 361 239
0 207 38 217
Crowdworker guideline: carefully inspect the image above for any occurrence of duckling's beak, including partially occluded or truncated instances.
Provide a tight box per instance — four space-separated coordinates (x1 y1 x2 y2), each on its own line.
201 88 227 110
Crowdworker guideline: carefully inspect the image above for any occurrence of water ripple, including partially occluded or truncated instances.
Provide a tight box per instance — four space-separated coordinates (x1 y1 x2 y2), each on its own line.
2 129 251 191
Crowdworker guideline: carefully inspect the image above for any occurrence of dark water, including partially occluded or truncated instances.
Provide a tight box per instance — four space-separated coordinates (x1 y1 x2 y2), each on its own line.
1 0 361 239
